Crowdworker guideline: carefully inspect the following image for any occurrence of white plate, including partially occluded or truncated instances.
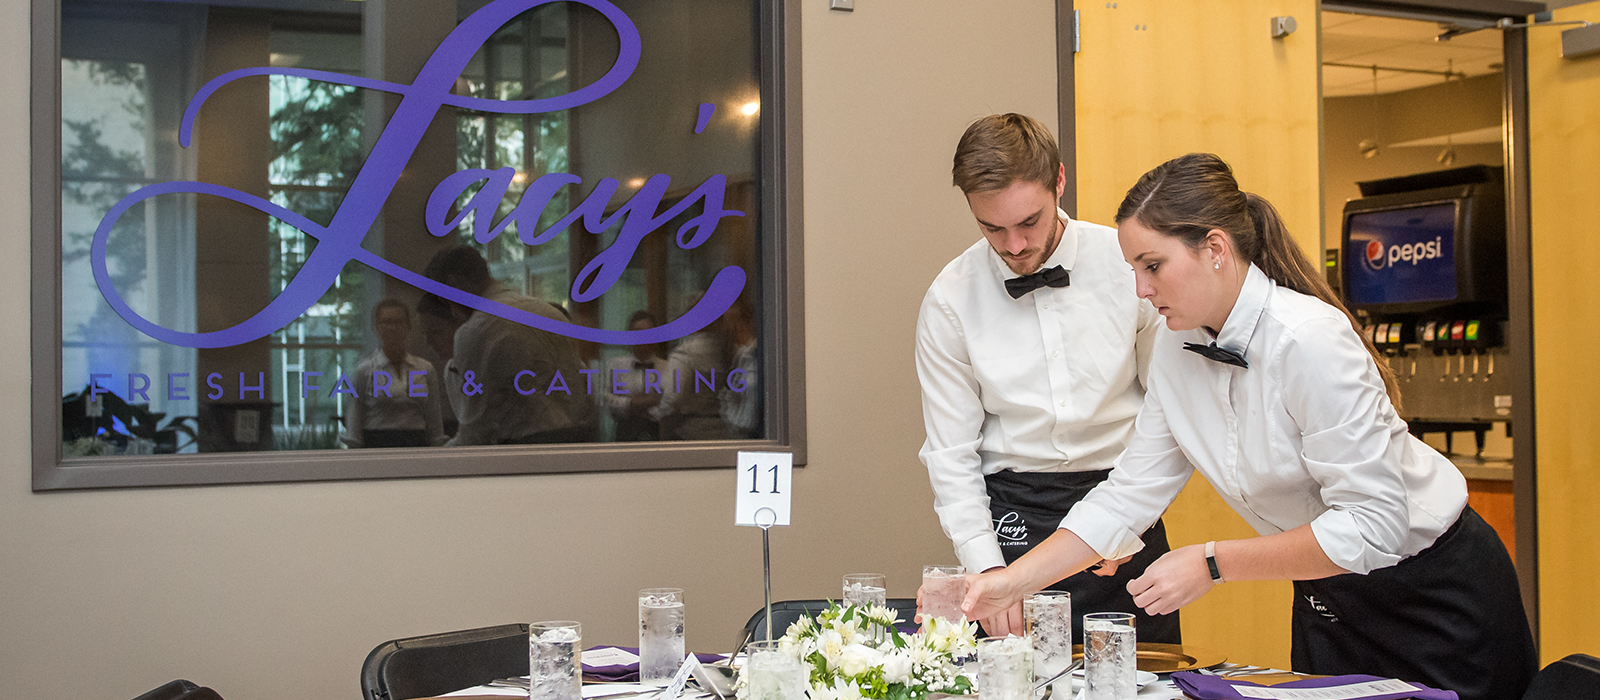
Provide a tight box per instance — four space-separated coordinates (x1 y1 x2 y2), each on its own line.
1066 669 1159 689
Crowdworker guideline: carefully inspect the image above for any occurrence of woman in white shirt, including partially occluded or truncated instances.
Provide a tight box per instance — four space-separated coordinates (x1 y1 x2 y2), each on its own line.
960 153 1534 700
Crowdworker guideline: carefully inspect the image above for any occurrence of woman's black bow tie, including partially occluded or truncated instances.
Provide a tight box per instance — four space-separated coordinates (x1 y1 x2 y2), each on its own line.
1183 341 1249 368
1004 265 1070 299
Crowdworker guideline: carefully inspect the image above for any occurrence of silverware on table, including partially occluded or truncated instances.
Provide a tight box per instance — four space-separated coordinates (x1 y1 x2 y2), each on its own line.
1033 658 1084 691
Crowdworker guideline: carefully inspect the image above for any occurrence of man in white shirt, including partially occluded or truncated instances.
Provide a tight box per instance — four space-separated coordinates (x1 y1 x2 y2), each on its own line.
424 246 596 446
915 113 1178 641
342 299 447 448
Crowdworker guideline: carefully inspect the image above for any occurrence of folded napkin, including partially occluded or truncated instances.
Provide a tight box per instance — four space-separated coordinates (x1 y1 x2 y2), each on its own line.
582 646 726 683
1171 672 1458 700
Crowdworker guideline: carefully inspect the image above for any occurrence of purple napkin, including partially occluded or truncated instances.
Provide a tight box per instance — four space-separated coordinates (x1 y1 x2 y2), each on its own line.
582 646 727 683
1171 671 1458 700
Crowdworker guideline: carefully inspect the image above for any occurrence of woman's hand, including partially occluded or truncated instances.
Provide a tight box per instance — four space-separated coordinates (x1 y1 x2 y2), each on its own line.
960 568 1028 627
1125 544 1214 616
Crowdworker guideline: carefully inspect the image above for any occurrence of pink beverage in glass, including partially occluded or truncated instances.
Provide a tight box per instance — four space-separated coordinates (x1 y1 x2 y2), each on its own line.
920 565 968 626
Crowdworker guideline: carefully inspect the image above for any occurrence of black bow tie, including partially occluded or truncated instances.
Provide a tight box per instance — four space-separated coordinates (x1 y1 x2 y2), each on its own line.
1005 265 1070 299
1183 342 1249 368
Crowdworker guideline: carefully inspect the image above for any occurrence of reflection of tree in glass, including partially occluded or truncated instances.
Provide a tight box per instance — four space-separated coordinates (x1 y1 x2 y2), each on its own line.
268 77 366 343
61 60 148 342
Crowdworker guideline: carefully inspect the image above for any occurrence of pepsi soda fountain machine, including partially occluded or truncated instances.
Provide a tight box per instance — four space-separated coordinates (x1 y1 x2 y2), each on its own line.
1338 165 1510 456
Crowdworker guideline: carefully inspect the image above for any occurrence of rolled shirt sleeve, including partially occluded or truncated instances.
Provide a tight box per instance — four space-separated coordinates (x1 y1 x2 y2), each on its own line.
916 286 1007 573
1283 317 1413 575
1059 374 1195 560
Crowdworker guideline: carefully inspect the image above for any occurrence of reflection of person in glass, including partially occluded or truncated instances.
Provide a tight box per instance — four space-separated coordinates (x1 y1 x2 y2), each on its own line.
416 294 463 439
651 293 736 440
424 246 596 445
960 154 1535 700
341 299 446 448
913 114 1174 642
718 300 759 439
604 310 667 441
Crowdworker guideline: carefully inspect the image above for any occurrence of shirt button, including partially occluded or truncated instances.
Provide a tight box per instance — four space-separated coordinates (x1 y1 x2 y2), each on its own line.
1053 350 1060 358
1059 400 1066 407
1042 303 1050 309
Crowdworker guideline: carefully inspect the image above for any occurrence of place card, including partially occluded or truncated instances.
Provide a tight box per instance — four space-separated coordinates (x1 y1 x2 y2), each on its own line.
581 647 640 667
1234 678 1423 700
735 451 792 527
658 653 701 700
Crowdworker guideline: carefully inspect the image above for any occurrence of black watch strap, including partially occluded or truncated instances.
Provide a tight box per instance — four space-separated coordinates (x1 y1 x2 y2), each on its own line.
1205 540 1224 584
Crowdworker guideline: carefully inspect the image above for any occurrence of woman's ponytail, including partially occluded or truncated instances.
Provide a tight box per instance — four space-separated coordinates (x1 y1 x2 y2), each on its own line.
1244 193 1401 410
1116 154 1402 410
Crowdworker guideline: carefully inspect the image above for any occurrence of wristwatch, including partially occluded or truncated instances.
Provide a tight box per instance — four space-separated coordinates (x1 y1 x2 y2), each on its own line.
1204 541 1224 584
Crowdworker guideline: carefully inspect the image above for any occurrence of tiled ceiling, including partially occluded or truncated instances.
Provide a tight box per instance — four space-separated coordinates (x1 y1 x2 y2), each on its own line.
1322 12 1502 97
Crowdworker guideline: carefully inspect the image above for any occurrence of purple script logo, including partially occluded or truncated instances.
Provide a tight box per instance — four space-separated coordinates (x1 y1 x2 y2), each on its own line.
90 0 747 349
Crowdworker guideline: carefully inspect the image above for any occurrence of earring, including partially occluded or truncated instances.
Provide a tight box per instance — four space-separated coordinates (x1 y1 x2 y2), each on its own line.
1214 260 1221 270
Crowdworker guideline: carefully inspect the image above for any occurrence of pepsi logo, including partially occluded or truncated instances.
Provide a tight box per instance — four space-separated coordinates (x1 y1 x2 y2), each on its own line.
1364 240 1385 270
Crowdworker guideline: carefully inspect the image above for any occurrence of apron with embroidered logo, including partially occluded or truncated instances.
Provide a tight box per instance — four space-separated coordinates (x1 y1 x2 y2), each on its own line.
984 468 1182 644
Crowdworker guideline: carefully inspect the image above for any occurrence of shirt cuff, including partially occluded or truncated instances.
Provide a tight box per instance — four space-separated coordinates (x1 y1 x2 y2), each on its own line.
1057 501 1147 560
1309 509 1400 576
956 533 1007 573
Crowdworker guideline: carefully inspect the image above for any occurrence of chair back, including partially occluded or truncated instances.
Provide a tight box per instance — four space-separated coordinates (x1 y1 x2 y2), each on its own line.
739 598 920 645
361 623 529 700
131 680 225 700
1523 653 1600 700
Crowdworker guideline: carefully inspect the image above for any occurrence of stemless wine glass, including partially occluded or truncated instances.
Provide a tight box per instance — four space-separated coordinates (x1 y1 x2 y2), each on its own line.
842 573 887 607
742 640 809 700
1024 591 1072 691
919 565 967 625
529 620 582 700
1083 612 1136 700
639 588 685 685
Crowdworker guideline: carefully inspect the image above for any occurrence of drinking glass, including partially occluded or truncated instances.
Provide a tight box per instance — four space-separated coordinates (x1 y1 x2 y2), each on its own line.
742 640 810 700
842 573 887 608
1024 591 1072 691
639 588 686 685
919 565 967 625
529 621 582 700
977 635 1034 700
1082 612 1136 700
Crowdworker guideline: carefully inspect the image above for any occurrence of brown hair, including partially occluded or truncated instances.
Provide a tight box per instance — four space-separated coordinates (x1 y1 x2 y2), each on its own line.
952 113 1061 195
1115 153 1400 409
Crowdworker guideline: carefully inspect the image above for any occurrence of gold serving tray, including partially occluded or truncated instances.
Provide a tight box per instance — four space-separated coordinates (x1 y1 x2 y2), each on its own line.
1072 642 1226 673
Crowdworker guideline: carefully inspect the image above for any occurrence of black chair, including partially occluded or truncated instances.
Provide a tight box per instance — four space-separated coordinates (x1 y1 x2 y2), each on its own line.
739 598 920 644
131 680 225 700
1522 653 1600 700
361 624 529 700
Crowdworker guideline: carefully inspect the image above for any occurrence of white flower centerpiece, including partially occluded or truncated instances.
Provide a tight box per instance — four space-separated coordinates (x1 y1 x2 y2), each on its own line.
740 603 978 700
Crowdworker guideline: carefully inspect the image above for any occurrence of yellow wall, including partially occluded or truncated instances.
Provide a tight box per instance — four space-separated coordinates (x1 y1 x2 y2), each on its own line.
0 3 1064 699
1529 2 1600 664
1075 0 1322 670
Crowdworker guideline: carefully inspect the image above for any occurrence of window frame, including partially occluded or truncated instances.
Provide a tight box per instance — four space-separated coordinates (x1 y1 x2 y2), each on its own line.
30 0 806 490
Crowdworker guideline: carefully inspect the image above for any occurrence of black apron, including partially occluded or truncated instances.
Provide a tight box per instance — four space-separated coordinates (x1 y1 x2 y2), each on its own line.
1291 506 1536 700
985 469 1182 644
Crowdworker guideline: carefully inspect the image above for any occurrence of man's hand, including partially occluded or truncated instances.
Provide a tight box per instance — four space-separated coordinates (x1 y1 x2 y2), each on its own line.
1092 555 1135 577
1125 544 1214 616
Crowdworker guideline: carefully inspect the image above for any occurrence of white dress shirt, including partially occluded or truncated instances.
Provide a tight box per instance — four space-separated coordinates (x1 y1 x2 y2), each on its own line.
341 350 446 447
1060 264 1468 575
916 211 1162 572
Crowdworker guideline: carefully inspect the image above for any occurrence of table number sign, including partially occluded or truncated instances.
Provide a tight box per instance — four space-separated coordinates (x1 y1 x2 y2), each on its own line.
735 451 792 527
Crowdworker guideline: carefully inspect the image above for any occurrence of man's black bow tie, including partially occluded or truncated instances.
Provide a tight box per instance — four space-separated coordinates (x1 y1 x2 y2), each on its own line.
1183 341 1249 369
1005 265 1070 299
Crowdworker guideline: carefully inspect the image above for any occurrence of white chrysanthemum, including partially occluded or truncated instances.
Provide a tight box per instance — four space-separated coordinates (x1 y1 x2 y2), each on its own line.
880 651 914 684
837 643 883 678
829 680 864 700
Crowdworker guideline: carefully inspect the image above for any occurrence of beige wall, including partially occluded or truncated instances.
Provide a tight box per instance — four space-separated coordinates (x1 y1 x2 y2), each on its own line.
0 3 1060 700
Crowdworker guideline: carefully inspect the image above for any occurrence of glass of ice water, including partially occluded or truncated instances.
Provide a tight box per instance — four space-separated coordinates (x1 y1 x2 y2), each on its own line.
1024 591 1072 694
1083 612 1136 700
742 640 809 700
529 620 582 700
639 588 686 685
919 565 967 626
842 573 887 608
978 635 1035 700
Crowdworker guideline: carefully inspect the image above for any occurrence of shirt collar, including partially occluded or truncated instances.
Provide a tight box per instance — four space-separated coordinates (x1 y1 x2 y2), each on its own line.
1209 263 1273 359
987 207 1079 279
